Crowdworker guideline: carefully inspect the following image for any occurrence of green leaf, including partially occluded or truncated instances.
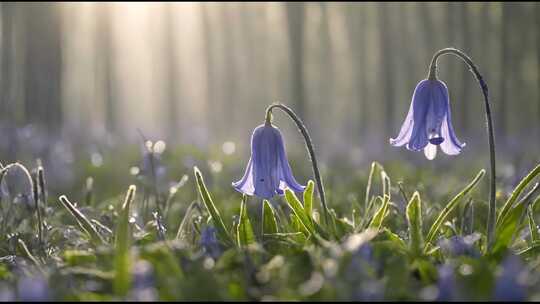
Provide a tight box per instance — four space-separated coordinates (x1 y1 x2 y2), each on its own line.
193 167 233 245
303 180 315 218
364 162 378 211
236 195 255 247
285 189 314 234
58 195 105 245
528 205 539 243
114 185 136 297
406 192 423 255
517 240 540 258
424 169 485 251
492 191 540 255
497 164 540 227
262 200 278 235
368 195 389 230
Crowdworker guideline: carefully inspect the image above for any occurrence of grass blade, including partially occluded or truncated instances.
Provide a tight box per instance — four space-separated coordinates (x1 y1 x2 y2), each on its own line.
368 195 390 230
237 195 255 247
58 195 105 245
262 200 278 235
406 192 423 255
492 187 540 255
114 185 136 297
193 167 233 245
424 169 485 251
528 205 539 243
285 188 314 233
497 164 540 227
303 180 315 217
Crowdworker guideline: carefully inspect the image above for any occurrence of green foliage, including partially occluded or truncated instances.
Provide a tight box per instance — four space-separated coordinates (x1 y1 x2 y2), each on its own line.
58 195 105 245
113 185 136 297
406 192 423 256
236 195 255 247
194 166 234 246
424 169 485 251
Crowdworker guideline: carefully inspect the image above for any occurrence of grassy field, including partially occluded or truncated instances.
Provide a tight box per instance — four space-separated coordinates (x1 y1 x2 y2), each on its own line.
0 141 539 301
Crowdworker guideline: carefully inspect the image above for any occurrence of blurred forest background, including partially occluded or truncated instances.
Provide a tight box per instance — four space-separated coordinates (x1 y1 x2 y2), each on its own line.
0 2 539 194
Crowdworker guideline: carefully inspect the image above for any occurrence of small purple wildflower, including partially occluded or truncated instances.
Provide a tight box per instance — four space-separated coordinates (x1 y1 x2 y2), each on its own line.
390 79 465 160
438 233 481 258
493 254 528 301
436 263 456 301
233 123 305 199
200 227 222 260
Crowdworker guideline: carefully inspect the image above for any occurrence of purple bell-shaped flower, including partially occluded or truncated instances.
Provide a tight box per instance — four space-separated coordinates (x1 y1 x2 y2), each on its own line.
233 122 305 199
390 79 465 160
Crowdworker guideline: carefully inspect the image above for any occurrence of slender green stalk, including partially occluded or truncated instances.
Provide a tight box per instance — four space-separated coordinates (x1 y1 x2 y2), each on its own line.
428 48 497 250
265 103 330 226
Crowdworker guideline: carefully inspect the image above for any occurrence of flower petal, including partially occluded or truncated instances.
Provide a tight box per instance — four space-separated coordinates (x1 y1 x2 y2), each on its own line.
252 125 280 199
406 80 431 151
268 126 304 194
232 157 255 195
437 84 465 155
424 143 437 160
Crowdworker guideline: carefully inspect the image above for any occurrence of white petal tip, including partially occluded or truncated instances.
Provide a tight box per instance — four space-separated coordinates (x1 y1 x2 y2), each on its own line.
424 144 437 160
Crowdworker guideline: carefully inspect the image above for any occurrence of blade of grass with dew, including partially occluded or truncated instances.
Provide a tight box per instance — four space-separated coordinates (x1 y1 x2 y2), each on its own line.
285 189 330 240
285 189 314 233
368 195 390 230
492 191 540 255
528 205 539 243
17 238 45 276
497 164 540 227
424 169 485 251
237 195 255 247
175 201 198 241
193 167 233 245
517 240 540 258
262 200 278 235
303 180 315 218
58 195 105 245
406 192 423 256
114 185 136 297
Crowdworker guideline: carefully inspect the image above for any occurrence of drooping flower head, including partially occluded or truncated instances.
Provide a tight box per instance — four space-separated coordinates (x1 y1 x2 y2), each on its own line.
390 79 465 160
233 122 305 199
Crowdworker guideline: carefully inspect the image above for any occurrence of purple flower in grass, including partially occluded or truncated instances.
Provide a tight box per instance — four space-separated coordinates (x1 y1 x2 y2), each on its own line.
233 123 305 199
390 79 465 160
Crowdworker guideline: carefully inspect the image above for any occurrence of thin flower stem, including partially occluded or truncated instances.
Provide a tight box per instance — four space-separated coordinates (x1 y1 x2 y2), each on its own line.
428 47 497 251
265 103 331 226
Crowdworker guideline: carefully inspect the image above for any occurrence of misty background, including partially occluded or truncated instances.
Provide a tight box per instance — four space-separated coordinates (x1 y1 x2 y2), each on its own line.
0 2 539 195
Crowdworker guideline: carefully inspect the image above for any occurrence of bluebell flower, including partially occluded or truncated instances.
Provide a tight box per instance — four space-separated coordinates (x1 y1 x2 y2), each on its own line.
493 254 528 301
436 263 456 301
233 123 305 199
438 233 481 258
390 79 465 160
200 227 222 259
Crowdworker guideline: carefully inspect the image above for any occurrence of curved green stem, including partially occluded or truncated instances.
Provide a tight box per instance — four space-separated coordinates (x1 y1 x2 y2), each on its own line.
428 48 497 250
265 103 330 226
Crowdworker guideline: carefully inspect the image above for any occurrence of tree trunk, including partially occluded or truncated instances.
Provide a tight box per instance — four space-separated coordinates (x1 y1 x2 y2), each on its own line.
96 3 117 135
378 4 395 136
459 3 471 133
285 2 306 120
499 2 510 141
345 3 368 138
163 3 180 142
22 3 63 134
